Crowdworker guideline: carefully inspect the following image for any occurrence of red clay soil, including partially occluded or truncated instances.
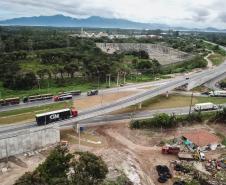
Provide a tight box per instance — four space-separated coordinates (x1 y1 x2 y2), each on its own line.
182 129 221 147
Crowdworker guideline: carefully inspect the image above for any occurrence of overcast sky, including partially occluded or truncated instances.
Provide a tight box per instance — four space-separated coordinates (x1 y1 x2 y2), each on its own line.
0 0 226 28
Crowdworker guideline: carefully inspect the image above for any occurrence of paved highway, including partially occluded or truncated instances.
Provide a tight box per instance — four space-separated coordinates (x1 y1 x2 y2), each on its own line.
0 78 175 113
1 42 226 136
0 106 199 135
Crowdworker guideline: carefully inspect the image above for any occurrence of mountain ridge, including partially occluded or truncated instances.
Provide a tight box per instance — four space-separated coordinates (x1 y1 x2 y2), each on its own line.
0 14 225 32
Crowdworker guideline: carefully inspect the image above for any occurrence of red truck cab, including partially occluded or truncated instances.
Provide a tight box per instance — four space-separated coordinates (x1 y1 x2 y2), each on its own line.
71 108 78 117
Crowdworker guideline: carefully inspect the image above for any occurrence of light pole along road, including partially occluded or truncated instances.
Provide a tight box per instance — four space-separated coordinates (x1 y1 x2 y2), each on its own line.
1 58 226 136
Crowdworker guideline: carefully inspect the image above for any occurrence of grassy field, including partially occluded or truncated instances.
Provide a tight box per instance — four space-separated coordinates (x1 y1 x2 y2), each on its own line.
0 79 117 99
208 53 226 66
0 74 170 99
115 94 226 114
0 101 72 125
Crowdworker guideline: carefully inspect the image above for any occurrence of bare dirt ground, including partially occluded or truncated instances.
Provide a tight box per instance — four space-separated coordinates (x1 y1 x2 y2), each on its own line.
2 122 225 185
73 91 137 111
61 122 179 185
60 122 225 185
0 153 46 185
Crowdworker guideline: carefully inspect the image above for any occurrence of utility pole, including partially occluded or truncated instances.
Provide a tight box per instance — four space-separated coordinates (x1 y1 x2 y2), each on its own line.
123 72 126 84
97 73 100 90
5 139 9 168
77 123 81 150
107 74 111 87
189 92 194 116
116 72 120 86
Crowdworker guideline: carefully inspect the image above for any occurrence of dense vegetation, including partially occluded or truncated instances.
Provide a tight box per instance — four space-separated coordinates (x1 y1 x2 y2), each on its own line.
0 26 221 96
14 145 131 185
130 108 226 130
130 112 204 129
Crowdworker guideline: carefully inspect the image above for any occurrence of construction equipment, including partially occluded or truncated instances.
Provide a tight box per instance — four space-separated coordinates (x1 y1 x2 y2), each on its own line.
193 150 205 161
162 146 180 155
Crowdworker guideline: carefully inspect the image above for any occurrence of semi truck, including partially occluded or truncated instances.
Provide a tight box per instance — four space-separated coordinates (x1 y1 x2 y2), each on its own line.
35 108 78 125
23 94 53 103
209 90 226 97
59 90 81 96
0 97 20 106
53 94 73 101
194 102 218 111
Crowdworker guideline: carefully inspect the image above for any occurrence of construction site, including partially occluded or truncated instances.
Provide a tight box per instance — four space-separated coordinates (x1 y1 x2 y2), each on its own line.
1 91 226 185
96 43 192 65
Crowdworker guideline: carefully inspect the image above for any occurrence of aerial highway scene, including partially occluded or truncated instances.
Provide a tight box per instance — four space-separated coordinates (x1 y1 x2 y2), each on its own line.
1 0 226 185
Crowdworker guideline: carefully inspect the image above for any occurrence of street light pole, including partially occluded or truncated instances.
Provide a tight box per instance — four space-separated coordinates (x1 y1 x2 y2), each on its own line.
78 124 80 150
189 92 194 116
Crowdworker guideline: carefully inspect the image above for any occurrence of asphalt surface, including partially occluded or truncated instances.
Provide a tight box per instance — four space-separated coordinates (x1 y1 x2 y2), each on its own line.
1 61 226 135
0 79 172 113
1 41 226 136
0 106 193 134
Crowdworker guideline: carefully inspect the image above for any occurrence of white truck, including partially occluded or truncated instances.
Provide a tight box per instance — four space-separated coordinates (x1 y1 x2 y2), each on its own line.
209 90 226 97
194 102 218 111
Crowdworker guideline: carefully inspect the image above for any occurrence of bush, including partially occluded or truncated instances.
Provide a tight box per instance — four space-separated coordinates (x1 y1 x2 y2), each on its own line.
3 72 37 90
213 107 226 123
130 113 177 129
130 112 204 129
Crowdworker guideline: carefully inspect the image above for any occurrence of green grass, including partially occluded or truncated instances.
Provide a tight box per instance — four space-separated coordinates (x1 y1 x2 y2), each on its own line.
208 53 226 66
20 59 54 73
0 79 117 99
0 101 73 125
116 94 226 114
2 94 226 125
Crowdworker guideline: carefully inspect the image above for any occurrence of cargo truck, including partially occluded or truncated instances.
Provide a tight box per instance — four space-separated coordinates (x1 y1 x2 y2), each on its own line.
209 90 226 97
53 94 73 101
59 90 81 96
23 94 53 103
0 97 20 106
35 108 78 125
194 102 218 111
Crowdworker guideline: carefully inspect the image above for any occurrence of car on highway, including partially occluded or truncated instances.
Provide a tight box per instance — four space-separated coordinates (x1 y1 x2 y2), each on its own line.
87 90 98 96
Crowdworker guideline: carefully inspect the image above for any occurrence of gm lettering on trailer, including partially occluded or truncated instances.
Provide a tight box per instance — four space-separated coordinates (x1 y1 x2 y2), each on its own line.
50 114 60 120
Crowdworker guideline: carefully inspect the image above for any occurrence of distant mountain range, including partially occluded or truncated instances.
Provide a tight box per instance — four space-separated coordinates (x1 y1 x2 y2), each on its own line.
0 14 225 32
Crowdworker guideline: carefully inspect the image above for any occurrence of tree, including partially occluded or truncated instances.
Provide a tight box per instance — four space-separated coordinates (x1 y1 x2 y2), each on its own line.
36 145 73 185
70 152 108 185
64 63 79 78
14 172 46 185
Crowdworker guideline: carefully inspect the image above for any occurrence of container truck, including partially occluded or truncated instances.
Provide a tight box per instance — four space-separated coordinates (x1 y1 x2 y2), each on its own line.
23 94 53 103
53 94 73 101
0 97 20 106
194 102 218 111
59 90 81 96
209 90 226 97
35 108 78 125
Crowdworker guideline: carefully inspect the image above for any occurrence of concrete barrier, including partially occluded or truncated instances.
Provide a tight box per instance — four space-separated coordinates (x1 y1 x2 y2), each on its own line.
0 125 60 159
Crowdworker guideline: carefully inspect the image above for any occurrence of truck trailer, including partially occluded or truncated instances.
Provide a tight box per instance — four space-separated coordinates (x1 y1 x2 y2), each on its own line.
23 94 53 103
53 94 73 101
194 102 218 111
35 108 78 125
209 90 226 97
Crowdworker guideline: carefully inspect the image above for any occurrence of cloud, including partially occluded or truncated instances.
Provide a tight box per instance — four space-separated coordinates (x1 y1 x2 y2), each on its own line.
0 0 226 28
191 8 210 22
218 12 226 23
